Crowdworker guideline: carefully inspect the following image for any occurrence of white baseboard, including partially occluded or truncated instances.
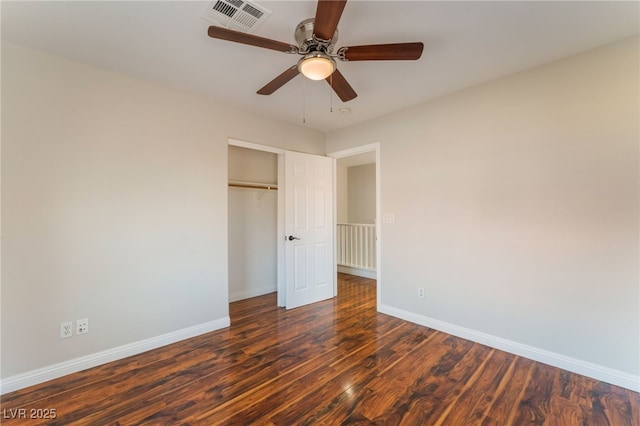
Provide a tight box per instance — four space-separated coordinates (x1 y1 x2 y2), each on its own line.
229 285 277 302
378 304 639 392
0 317 230 395
337 265 377 280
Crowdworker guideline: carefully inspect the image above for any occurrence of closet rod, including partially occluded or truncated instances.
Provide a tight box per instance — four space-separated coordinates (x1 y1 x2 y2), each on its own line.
228 181 278 190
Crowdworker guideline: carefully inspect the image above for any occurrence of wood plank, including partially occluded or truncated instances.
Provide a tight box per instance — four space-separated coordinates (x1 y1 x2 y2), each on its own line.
512 362 558 424
434 350 517 424
483 356 536 425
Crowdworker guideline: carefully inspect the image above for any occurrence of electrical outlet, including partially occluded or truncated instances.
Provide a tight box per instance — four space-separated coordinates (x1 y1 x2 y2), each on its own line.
60 321 73 339
418 288 425 299
77 318 89 335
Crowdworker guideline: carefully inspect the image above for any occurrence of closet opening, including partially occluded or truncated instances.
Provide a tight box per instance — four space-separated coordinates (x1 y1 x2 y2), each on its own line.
228 145 279 304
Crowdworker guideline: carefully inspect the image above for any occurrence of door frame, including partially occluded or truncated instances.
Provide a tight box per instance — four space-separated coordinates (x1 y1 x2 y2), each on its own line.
228 138 287 307
327 143 381 309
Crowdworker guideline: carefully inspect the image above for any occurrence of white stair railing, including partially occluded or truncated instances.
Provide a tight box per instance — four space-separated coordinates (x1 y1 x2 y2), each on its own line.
337 223 376 271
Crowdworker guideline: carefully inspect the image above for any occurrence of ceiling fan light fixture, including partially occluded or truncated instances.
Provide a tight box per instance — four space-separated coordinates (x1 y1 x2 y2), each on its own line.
298 53 336 80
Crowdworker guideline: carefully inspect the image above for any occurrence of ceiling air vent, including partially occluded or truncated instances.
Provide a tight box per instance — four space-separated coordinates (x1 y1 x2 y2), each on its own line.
201 0 271 33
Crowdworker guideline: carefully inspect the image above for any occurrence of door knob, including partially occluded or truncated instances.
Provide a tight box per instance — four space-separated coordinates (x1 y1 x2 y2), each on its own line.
287 235 301 241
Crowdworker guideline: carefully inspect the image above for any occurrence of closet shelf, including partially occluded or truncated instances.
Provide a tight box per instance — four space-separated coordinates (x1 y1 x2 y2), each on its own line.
228 180 278 190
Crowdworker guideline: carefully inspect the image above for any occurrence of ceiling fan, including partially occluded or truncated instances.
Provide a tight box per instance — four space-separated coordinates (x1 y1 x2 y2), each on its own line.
207 0 423 102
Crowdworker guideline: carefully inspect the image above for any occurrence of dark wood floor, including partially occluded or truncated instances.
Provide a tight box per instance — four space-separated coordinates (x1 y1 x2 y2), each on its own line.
2 273 638 425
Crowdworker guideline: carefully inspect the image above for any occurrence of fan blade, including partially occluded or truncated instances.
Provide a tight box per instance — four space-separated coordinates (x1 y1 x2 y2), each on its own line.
326 69 357 102
339 42 424 61
208 26 296 53
313 0 347 41
257 66 300 95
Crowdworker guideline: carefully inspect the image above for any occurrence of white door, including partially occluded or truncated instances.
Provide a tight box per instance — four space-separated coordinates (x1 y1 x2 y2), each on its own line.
285 151 334 309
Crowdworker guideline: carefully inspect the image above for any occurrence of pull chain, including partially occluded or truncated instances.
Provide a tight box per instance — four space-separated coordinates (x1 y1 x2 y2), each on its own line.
329 73 333 113
302 77 307 124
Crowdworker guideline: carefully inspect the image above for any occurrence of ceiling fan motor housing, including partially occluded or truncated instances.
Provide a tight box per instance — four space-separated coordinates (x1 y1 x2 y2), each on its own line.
295 18 338 54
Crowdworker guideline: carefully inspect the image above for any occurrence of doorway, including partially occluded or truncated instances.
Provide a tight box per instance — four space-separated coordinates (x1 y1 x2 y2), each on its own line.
328 143 381 305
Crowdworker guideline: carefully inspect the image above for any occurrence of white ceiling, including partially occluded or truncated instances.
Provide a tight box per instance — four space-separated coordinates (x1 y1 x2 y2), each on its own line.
2 1 638 132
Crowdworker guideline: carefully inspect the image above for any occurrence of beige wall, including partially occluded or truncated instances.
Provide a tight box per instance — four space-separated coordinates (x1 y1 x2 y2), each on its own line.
1 42 324 379
336 162 348 223
348 164 376 224
326 37 639 378
228 145 277 184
